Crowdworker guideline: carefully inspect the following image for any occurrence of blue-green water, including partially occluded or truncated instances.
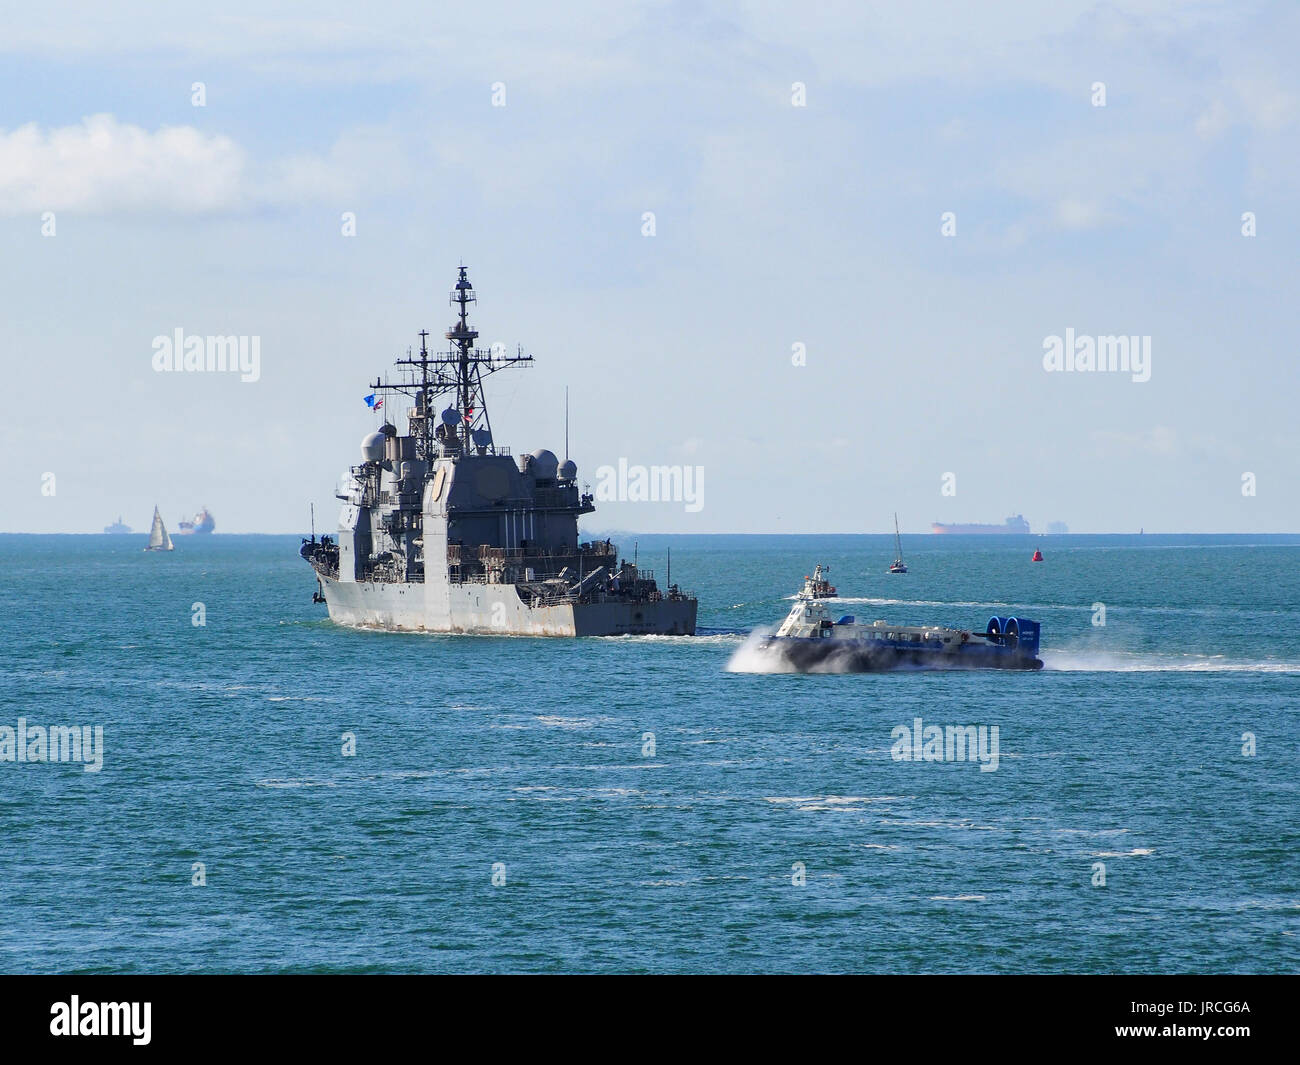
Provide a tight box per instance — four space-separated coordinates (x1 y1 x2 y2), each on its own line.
1 533 1297 973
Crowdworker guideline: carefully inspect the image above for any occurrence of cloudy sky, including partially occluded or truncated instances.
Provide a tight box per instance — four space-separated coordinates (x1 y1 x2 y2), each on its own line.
2 0 1296 533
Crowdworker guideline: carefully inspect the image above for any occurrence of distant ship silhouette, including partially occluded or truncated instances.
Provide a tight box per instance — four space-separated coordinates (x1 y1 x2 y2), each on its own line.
176 507 215 535
932 515 1030 535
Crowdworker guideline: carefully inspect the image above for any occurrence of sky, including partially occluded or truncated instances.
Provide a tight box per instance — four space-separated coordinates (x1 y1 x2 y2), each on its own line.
1 0 1297 534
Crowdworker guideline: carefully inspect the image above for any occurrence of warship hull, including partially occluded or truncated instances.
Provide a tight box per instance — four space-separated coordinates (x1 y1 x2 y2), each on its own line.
318 574 696 636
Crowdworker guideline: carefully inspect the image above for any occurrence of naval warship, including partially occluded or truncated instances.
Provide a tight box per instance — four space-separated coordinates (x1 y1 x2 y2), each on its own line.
300 267 697 636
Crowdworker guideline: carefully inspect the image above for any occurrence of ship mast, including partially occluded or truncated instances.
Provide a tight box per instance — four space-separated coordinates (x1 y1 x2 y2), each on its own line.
450 266 478 451
373 267 534 461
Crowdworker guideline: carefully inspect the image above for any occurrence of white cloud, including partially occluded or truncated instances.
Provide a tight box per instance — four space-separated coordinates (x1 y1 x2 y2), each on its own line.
1231 76 1298 132
261 125 415 204
1194 99 1232 140
991 130 1201 232
1055 197 1112 230
0 114 247 214
0 114 411 215
1090 426 1179 457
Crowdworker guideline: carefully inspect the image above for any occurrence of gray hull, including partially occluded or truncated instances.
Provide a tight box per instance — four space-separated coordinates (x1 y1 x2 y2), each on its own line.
320 574 696 636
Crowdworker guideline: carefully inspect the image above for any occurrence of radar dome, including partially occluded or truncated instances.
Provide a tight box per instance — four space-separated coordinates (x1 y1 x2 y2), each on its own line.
361 431 385 463
441 408 461 427
558 459 577 482
530 448 559 480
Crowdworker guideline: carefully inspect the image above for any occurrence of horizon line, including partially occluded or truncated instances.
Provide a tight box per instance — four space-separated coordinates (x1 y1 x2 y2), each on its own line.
6 530 1300 539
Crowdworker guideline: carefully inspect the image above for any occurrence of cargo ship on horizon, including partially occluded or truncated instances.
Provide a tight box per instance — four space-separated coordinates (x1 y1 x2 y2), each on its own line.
932 514 1031 535
176 507 215 535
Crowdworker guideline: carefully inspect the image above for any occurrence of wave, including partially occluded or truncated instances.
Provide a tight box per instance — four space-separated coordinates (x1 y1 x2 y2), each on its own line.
1043 652 1300 673
785 594 1002 608
596 631 743 644
533 714 615 729
724 628 801 673
765 795 905 805
785 595 1300 621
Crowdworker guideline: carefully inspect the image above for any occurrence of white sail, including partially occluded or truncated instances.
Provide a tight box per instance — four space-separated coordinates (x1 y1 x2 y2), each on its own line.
147 506 174 551
888 512 907 571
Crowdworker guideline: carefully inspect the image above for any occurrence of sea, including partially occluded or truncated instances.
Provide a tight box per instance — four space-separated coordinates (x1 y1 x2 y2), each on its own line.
1 532 1297 974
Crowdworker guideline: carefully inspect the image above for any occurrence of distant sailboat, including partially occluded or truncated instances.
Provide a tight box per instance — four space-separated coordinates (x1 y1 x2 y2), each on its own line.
145 506 174 552
888 513 907 573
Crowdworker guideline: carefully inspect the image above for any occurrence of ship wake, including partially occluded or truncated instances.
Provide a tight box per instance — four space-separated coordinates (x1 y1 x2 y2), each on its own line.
725 629 799 673
724 629 944 674
1043 650 1300 673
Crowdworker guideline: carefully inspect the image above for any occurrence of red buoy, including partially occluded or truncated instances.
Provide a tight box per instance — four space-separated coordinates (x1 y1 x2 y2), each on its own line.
1031 549 1044 562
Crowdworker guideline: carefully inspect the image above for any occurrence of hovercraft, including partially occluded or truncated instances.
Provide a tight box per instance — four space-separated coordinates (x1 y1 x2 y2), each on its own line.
760 576 1043 672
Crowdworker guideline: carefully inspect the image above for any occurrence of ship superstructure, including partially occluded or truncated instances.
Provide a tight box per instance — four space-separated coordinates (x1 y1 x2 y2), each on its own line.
300 268 697 636
798 564 837 599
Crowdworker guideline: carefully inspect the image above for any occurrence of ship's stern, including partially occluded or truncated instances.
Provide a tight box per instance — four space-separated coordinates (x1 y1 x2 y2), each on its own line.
570 597 697 636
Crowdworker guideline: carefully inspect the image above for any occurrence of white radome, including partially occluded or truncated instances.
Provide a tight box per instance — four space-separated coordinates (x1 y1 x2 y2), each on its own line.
530 448 559 480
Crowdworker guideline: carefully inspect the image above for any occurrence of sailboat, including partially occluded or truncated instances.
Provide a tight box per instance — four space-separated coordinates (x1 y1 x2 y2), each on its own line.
888 513 907 573
145 506 174 552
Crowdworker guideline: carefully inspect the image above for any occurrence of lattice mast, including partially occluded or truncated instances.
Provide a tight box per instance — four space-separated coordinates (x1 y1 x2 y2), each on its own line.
373 266 534 460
